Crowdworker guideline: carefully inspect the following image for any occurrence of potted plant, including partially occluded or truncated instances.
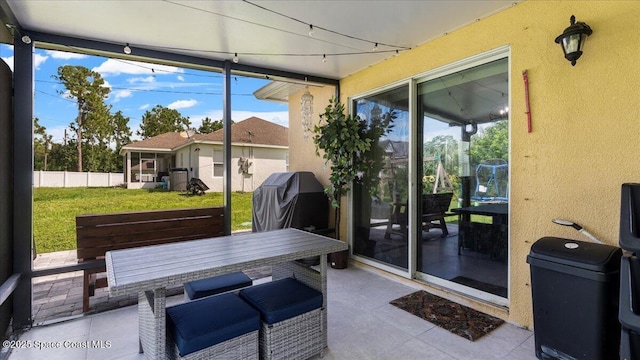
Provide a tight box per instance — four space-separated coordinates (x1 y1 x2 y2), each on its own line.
313 97 393 265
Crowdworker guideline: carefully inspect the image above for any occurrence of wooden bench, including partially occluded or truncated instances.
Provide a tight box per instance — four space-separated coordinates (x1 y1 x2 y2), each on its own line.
76 207 225 312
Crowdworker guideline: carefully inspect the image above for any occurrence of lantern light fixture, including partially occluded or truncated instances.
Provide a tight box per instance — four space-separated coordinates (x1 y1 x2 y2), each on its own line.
554 15 593 66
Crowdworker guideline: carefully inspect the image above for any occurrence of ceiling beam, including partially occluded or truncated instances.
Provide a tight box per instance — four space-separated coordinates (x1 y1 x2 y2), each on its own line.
25 30 339 86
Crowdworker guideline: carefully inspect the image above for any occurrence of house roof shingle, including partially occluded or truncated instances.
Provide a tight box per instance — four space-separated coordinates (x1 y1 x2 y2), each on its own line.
121 117 288 152
197 117 288 147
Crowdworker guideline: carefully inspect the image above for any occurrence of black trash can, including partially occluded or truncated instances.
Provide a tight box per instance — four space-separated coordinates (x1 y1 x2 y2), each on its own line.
527 237 622 359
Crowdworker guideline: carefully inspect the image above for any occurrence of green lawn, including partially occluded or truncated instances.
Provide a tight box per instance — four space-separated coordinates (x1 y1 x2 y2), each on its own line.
33 187 254 253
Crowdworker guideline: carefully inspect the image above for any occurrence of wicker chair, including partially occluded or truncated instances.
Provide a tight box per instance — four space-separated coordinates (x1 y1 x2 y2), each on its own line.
166 292 260 360
239 277 324 360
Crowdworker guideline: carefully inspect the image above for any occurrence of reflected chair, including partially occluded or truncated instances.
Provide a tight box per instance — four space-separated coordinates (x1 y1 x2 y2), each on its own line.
384 202 408 240
422 192 453 237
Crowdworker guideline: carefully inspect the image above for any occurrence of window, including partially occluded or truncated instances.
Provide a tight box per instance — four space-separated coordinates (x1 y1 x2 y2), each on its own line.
212 150 223 177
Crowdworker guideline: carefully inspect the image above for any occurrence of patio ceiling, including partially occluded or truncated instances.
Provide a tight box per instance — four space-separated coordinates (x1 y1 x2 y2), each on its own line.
1 0 519 80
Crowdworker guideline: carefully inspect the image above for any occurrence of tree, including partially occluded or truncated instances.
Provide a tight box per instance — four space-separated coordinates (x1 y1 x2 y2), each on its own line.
109 111 132 171
33 118 52 171
470 120 508 165
55 65 110 172
138 105 192 138
198 117 225 134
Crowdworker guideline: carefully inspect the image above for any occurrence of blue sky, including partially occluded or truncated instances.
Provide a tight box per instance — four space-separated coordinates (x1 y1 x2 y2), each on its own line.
0 44 289 144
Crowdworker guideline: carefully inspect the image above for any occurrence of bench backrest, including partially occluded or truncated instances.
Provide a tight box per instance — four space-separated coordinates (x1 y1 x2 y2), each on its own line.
76 207 224 261
423 192 453 216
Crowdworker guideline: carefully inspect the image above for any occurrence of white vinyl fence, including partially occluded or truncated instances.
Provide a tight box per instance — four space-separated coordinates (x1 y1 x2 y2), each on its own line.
33 171 124 188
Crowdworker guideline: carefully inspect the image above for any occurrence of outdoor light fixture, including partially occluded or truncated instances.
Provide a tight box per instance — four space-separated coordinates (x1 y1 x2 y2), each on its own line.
554 15 593 66
300 86 314 139
123 43 131 55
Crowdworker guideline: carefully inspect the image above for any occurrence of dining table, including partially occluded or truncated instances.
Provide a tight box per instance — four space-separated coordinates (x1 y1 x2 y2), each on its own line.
105 227 348 359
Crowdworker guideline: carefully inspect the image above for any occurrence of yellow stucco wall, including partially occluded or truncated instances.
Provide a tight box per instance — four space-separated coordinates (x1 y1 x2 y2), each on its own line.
290 0 640 328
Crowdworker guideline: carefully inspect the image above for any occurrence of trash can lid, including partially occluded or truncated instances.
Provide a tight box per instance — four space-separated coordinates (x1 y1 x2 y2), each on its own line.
528 237 622 273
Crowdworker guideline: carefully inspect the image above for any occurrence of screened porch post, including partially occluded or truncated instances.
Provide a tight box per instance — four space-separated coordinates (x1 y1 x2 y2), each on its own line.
222 60 232 235
13 33 34 328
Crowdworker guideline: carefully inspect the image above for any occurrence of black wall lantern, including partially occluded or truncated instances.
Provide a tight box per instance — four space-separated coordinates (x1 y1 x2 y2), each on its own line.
555 15 593 66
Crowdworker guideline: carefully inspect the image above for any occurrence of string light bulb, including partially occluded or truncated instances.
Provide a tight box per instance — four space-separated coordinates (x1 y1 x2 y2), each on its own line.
308 24 315 37
233 53 239 63
373 43 378 52
123 43 131 55
21 35 31 44
322 54 327 63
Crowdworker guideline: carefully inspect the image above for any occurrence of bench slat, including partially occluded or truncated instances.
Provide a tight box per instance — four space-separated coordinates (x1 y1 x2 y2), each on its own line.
77 228 224 259
76 216 223 239
76 207 223 227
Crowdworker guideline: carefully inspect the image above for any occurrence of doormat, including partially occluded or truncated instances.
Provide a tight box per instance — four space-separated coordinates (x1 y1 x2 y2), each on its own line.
389 291 504 341
450 276 508 298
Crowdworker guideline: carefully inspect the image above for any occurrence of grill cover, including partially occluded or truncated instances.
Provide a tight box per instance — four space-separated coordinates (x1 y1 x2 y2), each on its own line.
252 172 328 232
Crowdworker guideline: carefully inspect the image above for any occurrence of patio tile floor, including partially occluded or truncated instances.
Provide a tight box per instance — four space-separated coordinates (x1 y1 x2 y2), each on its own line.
9 262 536 359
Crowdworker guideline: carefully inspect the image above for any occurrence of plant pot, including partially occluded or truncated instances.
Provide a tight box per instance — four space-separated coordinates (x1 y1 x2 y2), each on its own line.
330 249 349 269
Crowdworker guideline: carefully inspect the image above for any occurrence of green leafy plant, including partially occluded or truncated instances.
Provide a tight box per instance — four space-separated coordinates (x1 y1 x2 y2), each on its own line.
313 97 393 239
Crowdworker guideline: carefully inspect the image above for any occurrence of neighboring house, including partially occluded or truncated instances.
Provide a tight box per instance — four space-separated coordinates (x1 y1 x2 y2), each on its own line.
119 117 289 192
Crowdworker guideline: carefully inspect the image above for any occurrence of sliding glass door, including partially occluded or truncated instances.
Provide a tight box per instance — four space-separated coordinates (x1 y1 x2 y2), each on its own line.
350 50 509 304
352 85 409 270
416 56 509 302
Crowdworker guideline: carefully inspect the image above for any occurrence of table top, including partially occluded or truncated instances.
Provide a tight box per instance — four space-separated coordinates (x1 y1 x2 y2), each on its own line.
451 203 508 216
106 228 348 296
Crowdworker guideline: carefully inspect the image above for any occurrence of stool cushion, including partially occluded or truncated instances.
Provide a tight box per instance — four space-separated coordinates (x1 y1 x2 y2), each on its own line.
184 272 252 300
239 277 322 325
167 293 260 356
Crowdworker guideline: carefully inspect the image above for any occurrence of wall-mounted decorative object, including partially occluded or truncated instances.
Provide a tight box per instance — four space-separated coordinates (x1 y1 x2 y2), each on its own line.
555 15 593 66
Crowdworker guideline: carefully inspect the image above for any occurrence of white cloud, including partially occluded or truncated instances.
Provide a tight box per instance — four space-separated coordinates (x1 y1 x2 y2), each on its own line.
2 51 45 71
168 99 198 110
34 53 48 70
177 75 185 81
1 56 13 71
92 59 184 76
47 125 71 144
112 90 133 102
138 104 150 110
127 76 155 84
45 50 88 60
101 79 112 90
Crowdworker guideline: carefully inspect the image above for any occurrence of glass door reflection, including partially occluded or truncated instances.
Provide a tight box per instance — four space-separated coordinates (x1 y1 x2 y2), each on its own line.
417 57 509 300
352 85 409 270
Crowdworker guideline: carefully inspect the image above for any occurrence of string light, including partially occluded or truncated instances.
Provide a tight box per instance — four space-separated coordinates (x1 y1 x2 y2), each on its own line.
123 43 132 55
21 35 31 44
373 43 378 52
322 54 327 63
233 53 239 63
308 24 315 37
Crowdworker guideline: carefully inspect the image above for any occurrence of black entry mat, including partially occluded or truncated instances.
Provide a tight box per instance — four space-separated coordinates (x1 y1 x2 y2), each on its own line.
390 290 504 341
450 276 508 298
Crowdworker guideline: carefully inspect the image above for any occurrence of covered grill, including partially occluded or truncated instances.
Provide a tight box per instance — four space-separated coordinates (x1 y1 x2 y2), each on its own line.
252 172 329 233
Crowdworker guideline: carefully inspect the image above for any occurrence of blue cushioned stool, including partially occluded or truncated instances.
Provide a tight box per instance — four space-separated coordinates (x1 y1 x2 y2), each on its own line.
184 272 252 300
166 292 260 359
239 277 324 360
